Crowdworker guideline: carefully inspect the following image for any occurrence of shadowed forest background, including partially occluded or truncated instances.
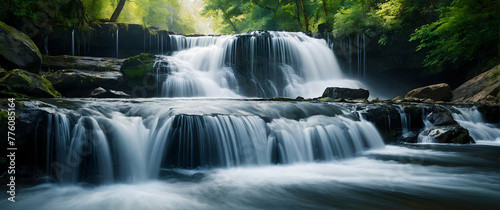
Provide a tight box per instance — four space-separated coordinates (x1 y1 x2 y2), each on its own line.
0 0 498 83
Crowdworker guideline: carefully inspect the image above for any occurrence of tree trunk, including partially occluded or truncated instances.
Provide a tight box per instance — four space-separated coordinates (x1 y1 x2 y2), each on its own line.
294 0 302 29
110 0 127 22
299 0 308 32
322 0 328 16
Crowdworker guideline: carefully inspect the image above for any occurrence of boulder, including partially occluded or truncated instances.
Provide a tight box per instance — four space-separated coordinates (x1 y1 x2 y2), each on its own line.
121 53 157 78
42 55 124 72
405 83 453 102
0 69 61 98
90 87 130 98
418 125 474 144
322 87 369 100
43 69 124 97
91 87 107 96
426 112 457 126
121 53 161 97
452 65 500 103
0 21 42 73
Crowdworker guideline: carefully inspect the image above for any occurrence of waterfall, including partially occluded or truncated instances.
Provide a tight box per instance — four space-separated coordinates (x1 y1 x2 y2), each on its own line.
44 35 49 55
71 29 75 56
363 34 366 79
153 31 364 98
395 105 411 137
116 29 119 58
452 107 500 141
39 99 385 184
357 35 360 77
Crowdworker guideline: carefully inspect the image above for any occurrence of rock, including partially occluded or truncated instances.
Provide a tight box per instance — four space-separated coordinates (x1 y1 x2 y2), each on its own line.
391 96 404 103
477 104 500 123
452 65 500 103
322 87 369 100
418 125 474 144
121 53 157 78
121 53 160 97
91 87 107 96
0 21 42 73
42 55 124 72
90 87 130 98
426 112 457 126
0 67 7 78
0 69 61 98
405 83 453 102
43 69 124 97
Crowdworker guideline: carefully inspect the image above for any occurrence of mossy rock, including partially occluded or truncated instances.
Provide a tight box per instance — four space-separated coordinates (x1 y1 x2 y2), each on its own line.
0 67 7 78
419 125 474 144
0 21 42 73
0 69 61 98
121 53 157 79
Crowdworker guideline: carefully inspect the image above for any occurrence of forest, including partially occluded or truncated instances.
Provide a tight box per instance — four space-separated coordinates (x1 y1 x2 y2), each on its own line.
0 0 497 73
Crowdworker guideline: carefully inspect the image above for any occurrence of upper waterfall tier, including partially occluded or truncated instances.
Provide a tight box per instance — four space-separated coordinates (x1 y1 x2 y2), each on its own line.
155 31 364 98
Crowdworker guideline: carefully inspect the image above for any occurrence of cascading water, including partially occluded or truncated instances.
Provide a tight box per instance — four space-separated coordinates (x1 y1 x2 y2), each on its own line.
6 100 500 209
44 35 49 55
395 105 411 137
116 29 119 58
35 99 384 184
71 29 75 56
451 107 500 142
155 31 364 98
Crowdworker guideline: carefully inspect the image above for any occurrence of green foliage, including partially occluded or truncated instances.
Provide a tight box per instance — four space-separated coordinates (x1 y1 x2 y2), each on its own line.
410 0 499 67
0 0 89 35
81 0 198 34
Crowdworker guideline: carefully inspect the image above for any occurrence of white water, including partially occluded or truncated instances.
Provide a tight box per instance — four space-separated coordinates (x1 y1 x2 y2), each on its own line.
38 99 384 184
395 105 411 137
157 31 365 98
5 145 499 209
116 29 119 58
71 29 75 56
452 107 500 143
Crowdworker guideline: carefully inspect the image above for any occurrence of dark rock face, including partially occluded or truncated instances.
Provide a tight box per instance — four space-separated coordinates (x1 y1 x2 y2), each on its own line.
42 55 123 72
45 23 172 59
418 125 474 144
452 65 500 103
0 69 61 98
477 104 500 123
322 87 369 100
43 70 124 97
0 21 42 73
405 83 453 102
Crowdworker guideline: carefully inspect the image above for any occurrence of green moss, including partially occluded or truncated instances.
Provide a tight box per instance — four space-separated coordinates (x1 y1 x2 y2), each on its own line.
121 53 156 79
0 21 42 60
370 98 383 103
490 71 499 80
318 97 334 102
0 69 61 98
124 67 148 78
0 110 8 123
451 131 470 144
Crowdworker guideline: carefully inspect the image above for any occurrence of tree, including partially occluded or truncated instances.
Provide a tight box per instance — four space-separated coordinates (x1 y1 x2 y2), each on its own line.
410 0 499 67
294 0 302 28
299 0 309 31
110 0 127 22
